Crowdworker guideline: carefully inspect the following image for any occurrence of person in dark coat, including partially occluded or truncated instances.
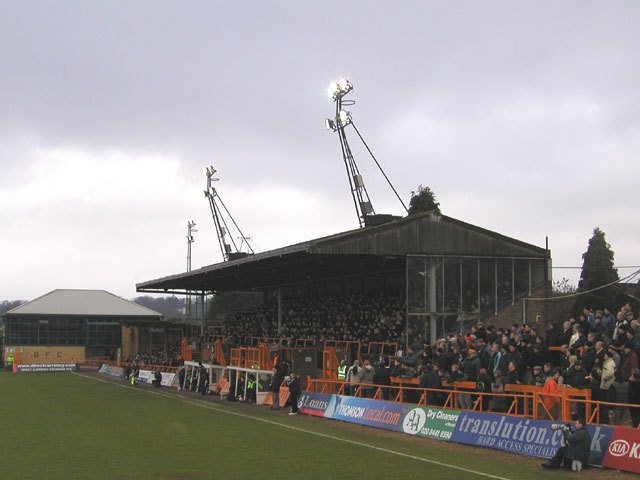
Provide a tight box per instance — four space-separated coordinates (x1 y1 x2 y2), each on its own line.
541 415 591 470
178 363 186 391
373 359 391 400
286 372 300 415
628 369 640 428
270 362 285 410
419 363 442 406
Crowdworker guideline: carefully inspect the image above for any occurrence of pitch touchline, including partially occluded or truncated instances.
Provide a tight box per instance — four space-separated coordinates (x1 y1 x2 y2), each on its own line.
74 373 510 480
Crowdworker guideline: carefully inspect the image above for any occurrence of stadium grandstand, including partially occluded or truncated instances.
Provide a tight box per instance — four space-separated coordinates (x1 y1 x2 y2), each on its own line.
137 210 550 345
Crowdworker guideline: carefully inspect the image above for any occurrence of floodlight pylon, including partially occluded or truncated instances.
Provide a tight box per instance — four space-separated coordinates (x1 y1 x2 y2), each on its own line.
204 166 255 261
326 78 408 227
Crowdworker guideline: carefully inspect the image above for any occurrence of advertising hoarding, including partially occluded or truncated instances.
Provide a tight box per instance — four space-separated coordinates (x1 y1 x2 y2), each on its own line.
450 411 613 465
15 363 77 373
601 427 640 473
401 407 459 441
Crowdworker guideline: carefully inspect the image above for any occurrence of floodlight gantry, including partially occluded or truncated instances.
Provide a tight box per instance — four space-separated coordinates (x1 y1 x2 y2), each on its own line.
326 78 408 227
204 166 254 262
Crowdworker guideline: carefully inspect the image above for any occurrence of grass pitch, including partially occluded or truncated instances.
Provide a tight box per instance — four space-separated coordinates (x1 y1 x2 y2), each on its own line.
0 372 580 480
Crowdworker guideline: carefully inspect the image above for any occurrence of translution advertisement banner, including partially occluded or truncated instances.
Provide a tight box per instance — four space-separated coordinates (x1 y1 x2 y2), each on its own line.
450 411 613 465
601 427 640 473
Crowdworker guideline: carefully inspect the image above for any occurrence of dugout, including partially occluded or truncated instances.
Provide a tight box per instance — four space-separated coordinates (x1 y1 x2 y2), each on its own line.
137 211 550 344
2 289 179 364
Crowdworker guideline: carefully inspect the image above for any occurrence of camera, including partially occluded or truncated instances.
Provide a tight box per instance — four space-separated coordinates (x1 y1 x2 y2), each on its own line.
550 423 572 432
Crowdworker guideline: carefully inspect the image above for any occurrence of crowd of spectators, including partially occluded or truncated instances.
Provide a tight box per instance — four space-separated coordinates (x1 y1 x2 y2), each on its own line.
218 289 640 425
223 290 406 348
125 340 182 367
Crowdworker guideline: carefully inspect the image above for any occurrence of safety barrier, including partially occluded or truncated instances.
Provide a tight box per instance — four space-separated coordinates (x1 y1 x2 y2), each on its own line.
306 378 640 427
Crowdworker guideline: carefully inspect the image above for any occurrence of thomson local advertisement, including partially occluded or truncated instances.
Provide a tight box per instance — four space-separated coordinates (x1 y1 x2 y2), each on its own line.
450 411 613 465
324 395 408 431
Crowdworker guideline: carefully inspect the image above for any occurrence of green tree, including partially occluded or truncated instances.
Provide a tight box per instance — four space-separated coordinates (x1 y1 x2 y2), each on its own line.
575 228 619 311
407 185 441 215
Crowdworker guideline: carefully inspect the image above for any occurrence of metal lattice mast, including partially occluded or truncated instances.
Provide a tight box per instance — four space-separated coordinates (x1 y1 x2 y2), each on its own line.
204 166 254 261
326 78 408 227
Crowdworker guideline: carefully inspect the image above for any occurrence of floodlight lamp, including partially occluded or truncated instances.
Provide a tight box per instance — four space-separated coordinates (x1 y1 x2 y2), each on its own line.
328 78 353 101
338 78 352 92
325 118 336 130
328 81 339 100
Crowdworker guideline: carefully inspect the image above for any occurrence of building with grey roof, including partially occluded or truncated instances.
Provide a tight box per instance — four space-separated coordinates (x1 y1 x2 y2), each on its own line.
3 289 170 364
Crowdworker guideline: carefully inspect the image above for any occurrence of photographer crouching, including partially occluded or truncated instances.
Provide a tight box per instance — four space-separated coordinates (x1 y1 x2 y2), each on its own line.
541 413 591 471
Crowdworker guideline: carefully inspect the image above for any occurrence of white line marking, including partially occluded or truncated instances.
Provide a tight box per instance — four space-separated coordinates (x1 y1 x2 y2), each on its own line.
74 373 511 480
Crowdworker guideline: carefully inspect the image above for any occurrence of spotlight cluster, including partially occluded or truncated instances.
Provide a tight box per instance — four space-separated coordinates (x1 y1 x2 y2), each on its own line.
327 78 353 101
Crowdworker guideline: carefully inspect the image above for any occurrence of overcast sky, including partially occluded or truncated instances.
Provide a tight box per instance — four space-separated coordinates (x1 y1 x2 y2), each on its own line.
1 1 639 301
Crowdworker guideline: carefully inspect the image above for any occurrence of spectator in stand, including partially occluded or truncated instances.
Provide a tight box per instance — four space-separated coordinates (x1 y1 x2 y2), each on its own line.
602 308 615 333
373 359 391 400
542 369 561 420
600 350 616 423
558 321 573 347
477 367 493 411
627 328 640 352
360 360 375 398
621 343 639 381
504 361 523 386
612 311 629 342
419 363 442 406
531 366 544 387
462 349 481 382
591 316 606 340
491 370 507 412
628 369 640 428
346 359 361 396
490 343 502 377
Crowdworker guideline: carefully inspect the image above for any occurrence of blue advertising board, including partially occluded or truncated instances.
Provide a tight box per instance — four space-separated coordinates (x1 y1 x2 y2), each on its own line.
297 392 333 417
323 395 408 432
450 411 613 465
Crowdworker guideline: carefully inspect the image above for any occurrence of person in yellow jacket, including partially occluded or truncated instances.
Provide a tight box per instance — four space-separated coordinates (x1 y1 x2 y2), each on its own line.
5 351 15 368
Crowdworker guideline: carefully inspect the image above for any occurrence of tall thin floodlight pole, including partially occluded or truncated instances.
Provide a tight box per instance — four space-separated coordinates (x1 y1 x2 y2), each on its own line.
325 78 409 228
204 165 254 261
186 220 197 320
326 79 374 227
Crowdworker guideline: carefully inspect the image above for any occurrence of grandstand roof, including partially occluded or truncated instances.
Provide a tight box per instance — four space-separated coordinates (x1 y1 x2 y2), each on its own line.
6 289 163 319
137 212 548 294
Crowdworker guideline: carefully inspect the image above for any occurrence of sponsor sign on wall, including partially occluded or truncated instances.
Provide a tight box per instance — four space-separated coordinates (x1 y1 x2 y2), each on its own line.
402 407 459 441
602 427 640 473
297 392 332 417
99 364 124 378
324 395 408 431
161 372 176 387
15 363 77 373
6 346 85 364
450 411 613 465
